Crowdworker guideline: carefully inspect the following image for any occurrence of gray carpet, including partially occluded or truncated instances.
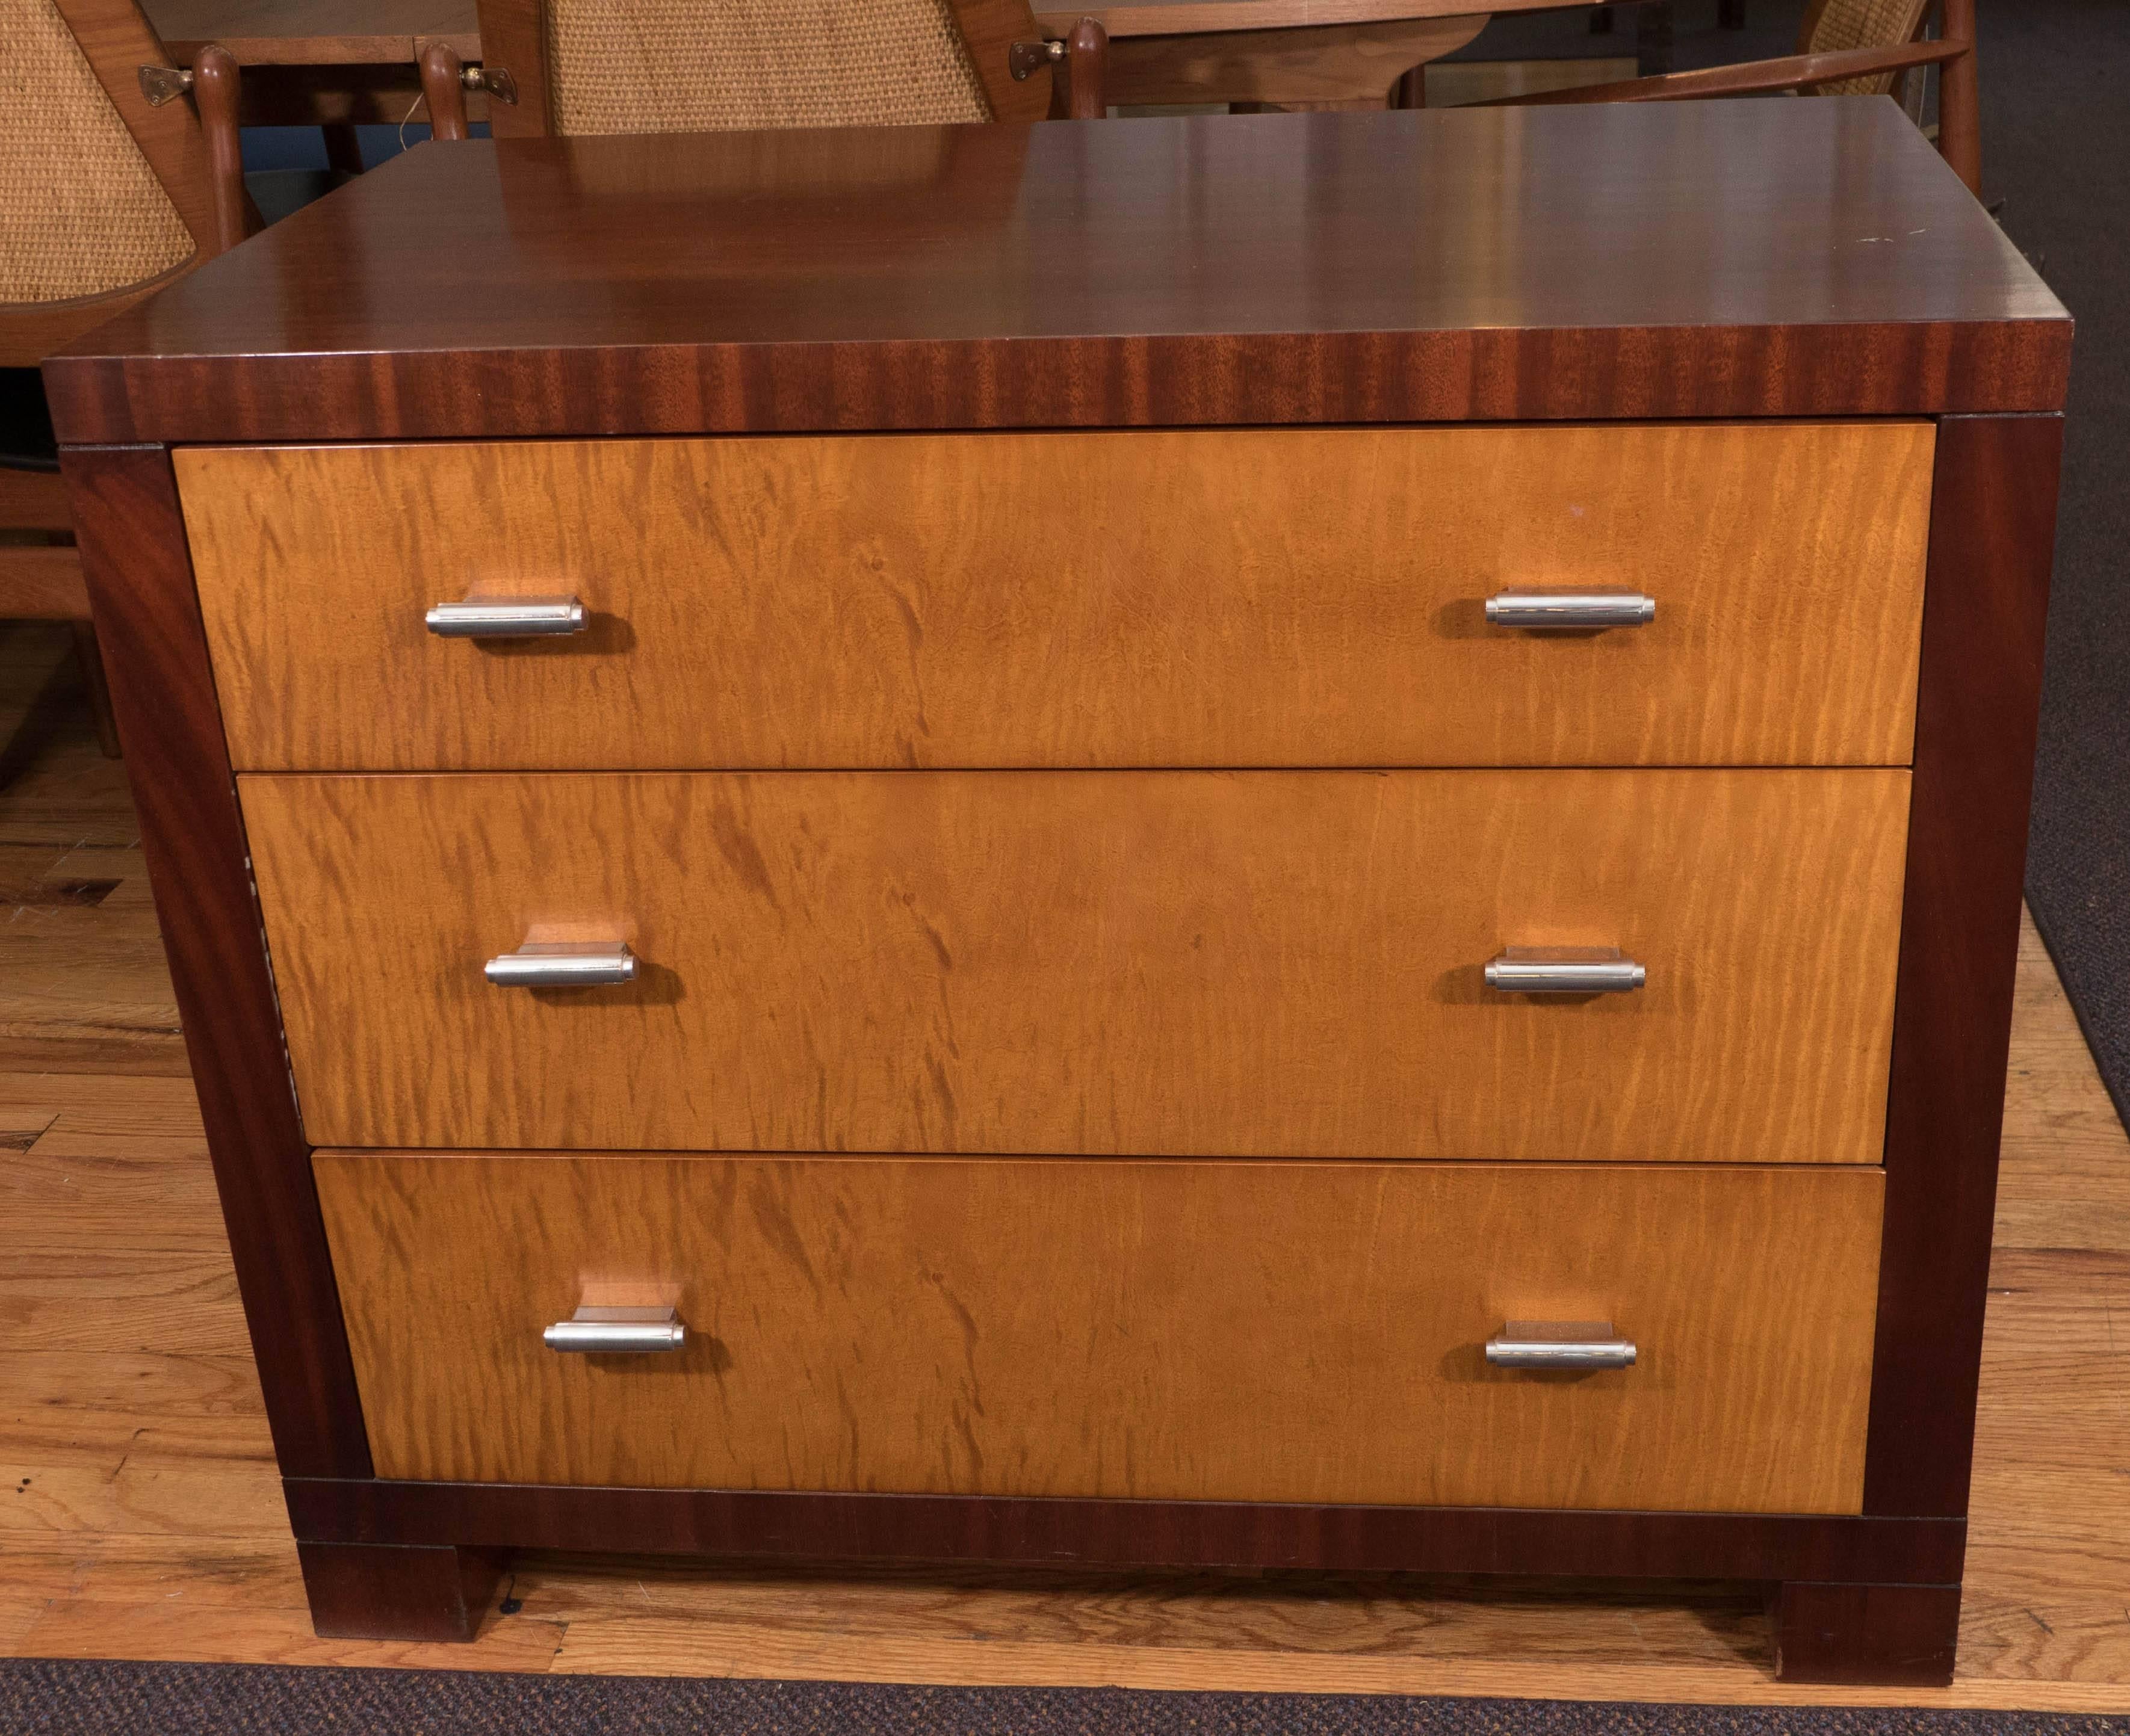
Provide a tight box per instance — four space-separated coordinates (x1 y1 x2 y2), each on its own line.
1983 1 2130 1134
1 1662 2127 1736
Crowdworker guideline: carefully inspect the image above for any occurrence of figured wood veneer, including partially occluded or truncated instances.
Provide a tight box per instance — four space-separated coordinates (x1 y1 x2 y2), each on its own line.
178 424 1932 772
312 1152 1885 1513
242 768 1910 1160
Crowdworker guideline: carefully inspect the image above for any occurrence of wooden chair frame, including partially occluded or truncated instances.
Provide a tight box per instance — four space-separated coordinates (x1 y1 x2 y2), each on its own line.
421 0 1106 139
1481 0 1980 194
3 0 253 756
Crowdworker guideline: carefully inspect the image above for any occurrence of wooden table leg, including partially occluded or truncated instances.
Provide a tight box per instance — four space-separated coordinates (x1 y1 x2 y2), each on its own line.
1636 0 1674 75
321 123 365 176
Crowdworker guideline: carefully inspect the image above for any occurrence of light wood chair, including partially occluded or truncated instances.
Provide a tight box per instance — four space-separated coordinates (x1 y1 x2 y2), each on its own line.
1 0 252 755
1480 0 1980 194
418 0 1109 143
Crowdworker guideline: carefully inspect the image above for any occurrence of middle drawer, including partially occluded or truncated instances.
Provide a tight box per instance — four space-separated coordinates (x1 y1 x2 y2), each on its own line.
243 768 1909 1160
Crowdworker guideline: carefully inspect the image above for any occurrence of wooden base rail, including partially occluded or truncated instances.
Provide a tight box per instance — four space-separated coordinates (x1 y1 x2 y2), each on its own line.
282 1480 1968 1586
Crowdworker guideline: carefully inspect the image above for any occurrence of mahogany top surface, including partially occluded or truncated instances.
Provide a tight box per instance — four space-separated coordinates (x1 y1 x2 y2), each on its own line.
47 100 2069 443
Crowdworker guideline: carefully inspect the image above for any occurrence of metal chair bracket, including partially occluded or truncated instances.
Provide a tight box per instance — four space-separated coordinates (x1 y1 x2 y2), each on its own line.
137 64 193 107
461 64 519 103
1009 39 1065 79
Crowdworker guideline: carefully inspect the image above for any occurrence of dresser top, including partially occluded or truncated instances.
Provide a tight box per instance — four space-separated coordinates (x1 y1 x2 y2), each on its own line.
46 98 2067 443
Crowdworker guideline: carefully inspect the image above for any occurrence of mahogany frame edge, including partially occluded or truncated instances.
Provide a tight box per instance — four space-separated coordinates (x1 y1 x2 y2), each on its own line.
57 442 373 1483
283 1477 1967 1587
42 318 2072 446
1860 411 2066 1519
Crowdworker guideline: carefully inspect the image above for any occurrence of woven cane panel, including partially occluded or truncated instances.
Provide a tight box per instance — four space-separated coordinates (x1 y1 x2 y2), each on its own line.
545 0 994 135
1805 0 1932 96
0 0 194 304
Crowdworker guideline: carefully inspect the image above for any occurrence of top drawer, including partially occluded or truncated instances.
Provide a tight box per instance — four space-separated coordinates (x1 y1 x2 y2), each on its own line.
176 424 1932 772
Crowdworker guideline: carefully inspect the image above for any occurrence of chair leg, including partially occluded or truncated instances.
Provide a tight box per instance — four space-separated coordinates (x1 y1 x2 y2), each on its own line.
1635 0 1674 76
1936 0 1980 193
69 622 122 759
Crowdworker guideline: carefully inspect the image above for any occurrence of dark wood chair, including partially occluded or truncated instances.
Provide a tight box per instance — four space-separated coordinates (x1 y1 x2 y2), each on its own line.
416 0 1110 143
1 0 252 755
1479 0 1980 195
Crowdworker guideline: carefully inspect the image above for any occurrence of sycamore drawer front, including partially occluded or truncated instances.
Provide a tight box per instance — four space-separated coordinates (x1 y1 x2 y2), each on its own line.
312 1151 1884 1512
178 423 1933 772
242 768 1910 1160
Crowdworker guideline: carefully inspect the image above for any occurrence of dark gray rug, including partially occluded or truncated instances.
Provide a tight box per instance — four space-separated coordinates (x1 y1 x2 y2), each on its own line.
1983 1 2130 1135
1 1661 2127 1736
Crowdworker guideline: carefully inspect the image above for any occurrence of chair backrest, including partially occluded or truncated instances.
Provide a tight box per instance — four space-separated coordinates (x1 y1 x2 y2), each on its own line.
1797 0 1934 97
0 0 226 364
478 0 1049 138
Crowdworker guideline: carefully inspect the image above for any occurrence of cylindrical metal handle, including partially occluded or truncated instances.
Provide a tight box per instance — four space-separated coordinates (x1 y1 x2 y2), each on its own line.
426 595 587 637
544 1305 686 1354
1486 1320 1636 1370
1485 951 1645 994
1485 591 1655 630
485 940 638 987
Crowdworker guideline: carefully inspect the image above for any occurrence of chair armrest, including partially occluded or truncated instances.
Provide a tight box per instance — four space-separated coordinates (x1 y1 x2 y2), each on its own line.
1472 38 1966 107
421 43 472 141
1047 16 1109 119
190 45 255 254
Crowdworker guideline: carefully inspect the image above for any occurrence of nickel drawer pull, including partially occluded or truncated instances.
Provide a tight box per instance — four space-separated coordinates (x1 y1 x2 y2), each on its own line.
544 1305 687 1354
1486 1320 1637 1370
1484 948 1645 995
485 940 638 987
1485 590 1655 630
425 595 587 637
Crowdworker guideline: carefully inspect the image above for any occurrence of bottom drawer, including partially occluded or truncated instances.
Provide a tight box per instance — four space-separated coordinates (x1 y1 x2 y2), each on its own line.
314 1153 1883 1513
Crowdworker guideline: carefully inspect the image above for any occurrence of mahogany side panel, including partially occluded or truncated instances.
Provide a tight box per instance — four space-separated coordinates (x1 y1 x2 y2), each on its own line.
282 1477 1967 1587
1862 413 2064 1519
57 444 373 1481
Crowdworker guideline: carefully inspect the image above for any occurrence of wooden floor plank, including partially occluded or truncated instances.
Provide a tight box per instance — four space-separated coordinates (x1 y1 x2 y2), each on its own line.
2 624 2128 1704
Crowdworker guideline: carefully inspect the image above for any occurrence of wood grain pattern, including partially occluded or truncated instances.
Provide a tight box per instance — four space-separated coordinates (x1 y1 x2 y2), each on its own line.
1771 1582 1960 1687
0 469 73 533
1863 415 2064 1520
470 0 550 137
946 0 1055 122
143 0 478 62
55 448 371 1480
241 768 1910 1160
41 102 2070 446
177 424 1933 774
0 546 91 620
297 1541 503 1642
314 1152 1884 1512
1100 14 1482 106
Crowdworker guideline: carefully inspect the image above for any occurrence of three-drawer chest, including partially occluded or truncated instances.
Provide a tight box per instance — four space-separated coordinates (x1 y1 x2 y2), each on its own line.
46 98 2070 1684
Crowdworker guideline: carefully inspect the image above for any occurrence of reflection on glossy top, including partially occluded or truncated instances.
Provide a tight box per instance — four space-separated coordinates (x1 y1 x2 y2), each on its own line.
45 100 2070 442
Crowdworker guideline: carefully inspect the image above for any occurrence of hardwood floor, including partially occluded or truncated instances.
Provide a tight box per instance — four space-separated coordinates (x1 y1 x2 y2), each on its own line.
1 617 2125 1707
